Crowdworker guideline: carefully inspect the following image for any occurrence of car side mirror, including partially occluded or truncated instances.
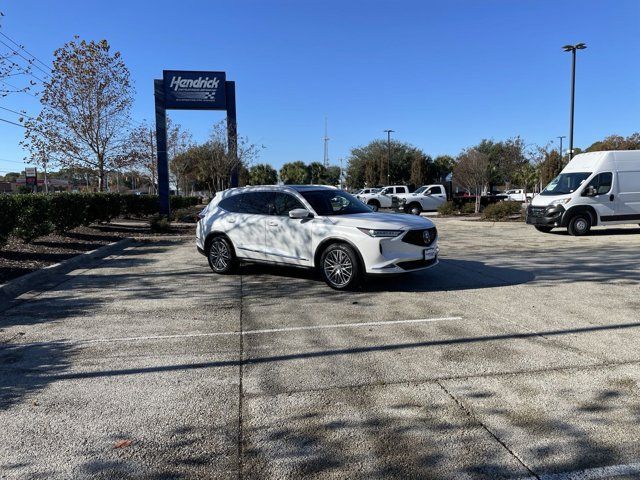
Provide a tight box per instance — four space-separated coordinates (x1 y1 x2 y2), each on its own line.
584 186 597 197
289 208 312 219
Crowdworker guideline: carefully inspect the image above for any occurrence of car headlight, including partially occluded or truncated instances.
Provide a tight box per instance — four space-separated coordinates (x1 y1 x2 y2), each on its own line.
551 198 571 207
358 228 403 237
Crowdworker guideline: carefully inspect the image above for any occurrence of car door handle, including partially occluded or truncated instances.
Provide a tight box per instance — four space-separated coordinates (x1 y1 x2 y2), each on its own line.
609 194 614 201
226 217 236 223
267 220 279 227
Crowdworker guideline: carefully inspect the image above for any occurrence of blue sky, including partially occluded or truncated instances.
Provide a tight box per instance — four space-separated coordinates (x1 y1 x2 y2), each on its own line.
1 0 639 176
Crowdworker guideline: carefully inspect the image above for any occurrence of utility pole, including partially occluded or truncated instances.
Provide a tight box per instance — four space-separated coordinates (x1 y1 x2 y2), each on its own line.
557 135 566 164
323 117 329 168
562 43 586 160
384 129 394 185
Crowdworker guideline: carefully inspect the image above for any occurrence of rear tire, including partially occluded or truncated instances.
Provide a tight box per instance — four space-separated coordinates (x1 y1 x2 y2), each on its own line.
407 203 422 215
567 214 592 236
320 243 361 290
367 201 380 212
535 226 553 233
207 236 237 274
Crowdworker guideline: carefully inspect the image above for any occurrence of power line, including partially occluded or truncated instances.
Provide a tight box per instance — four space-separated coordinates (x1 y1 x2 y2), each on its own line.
0 78 40 98
0 117 25 127
0 37 50 80
0 29 52 73
0 105 34 119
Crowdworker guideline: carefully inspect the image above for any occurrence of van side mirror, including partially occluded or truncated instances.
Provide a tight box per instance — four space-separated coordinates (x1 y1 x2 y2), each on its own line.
584 186 597 197
289 208 313 219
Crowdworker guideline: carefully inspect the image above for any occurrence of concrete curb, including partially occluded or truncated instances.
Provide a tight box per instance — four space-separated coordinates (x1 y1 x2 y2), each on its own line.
0 238 136 309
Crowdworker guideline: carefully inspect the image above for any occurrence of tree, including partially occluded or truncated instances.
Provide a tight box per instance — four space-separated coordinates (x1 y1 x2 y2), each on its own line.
346 139 431 189
538 149 563 189
0 12 38 99
587 133 640 152
453 148 489 214
324 165 341 186
410 152 432 187
249 164 278 185
22 37 134 191
308 162 326 184
280 161 309 184
433 155 455 183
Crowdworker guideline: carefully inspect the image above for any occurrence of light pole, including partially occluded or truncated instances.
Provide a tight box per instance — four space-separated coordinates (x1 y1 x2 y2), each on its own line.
384 129 394 185
557 135 566 163
562 43 586 160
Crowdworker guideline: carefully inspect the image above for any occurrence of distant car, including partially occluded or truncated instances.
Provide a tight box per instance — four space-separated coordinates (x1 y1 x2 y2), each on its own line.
356 187 381 196
401 184 448 215
196 185 439 289
504 189 533 202
357 185 410 211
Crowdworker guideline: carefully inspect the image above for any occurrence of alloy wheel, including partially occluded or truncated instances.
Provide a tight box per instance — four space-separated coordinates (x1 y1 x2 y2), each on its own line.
210 238 231 272
323 249 354 287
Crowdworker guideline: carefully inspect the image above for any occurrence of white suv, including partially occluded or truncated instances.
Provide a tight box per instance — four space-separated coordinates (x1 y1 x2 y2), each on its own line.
196 185 439 289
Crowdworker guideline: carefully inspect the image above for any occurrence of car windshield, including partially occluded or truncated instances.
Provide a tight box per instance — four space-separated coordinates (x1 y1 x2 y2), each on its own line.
301 190 371 215
541 172 591 195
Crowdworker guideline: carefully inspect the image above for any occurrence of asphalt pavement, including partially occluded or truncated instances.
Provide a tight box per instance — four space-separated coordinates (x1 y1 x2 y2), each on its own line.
2 219 640 479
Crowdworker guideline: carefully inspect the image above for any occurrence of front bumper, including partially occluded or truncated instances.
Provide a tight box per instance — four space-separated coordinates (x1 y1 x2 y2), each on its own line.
362 228 440 275
526 205 566 227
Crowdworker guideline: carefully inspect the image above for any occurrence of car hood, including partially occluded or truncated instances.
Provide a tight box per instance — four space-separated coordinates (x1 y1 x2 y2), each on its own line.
327 212 435 230
531 194 571 207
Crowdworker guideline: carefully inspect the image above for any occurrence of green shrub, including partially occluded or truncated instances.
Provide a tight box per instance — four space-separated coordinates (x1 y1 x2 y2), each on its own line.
150 214 171 233
171 207 199 223
49 193 87 233
13 194 52 242
120 194 159 217
461 202 479 214
482 201 523 221
0 195 18 247
437 201 457 216
170 195 200 210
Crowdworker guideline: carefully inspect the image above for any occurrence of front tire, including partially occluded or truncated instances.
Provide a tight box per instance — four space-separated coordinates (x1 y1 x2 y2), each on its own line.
407 203 422 215
567 214 592 236
320 243 361 290
367 201 380 212
535 226 553 233
207 236 236 274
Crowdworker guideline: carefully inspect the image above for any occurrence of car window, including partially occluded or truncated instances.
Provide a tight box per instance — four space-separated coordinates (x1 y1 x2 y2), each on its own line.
587 172 613 195
239 192 273 215
426 186 440 195
218 194 243 213
300 190 371 215
272 192 304 216
397 187 407 193
381 188 392 195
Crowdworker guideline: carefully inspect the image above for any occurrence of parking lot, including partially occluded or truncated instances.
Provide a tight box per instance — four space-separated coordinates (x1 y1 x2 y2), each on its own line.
2 218 640 479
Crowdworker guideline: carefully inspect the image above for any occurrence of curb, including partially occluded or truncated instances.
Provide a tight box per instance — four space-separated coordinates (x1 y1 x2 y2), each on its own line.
0 237 136 309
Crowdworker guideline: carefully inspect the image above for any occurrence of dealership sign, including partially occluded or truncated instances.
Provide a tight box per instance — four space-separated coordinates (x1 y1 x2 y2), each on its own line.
25 167 37 185
162 70 226 110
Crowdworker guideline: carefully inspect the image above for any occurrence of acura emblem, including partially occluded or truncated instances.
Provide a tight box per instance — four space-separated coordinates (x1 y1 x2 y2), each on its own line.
422 231 431 244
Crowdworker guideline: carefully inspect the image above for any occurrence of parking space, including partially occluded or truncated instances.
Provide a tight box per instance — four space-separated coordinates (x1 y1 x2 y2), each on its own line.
2 219 640 478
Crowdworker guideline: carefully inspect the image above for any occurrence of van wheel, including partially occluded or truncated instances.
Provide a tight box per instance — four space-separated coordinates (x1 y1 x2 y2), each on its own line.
367 201 380 212
535 226 553 233
568 214 591 236
207 236 237 274
320 243 361 290
407 203 422 215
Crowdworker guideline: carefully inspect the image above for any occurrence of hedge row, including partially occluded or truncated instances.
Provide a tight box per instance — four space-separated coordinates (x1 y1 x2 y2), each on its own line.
0 193 200 245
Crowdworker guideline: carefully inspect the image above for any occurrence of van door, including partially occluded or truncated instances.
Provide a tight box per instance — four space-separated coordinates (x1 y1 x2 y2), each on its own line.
582 172 617 223
613 170 640 222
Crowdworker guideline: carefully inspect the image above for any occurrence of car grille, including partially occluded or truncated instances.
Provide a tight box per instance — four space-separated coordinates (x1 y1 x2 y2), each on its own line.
397 257 438 271
529 206 546 218
402 227 437 247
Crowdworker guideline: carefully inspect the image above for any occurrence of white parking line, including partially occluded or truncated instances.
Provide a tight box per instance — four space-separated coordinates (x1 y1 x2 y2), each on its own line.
20 316 463 346
516 461 640 480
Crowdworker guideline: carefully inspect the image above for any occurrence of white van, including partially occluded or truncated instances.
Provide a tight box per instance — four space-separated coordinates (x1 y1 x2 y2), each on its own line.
527 150 640 235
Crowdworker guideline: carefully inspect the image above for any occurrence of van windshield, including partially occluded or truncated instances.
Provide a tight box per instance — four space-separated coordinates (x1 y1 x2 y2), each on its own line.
541 172 591 195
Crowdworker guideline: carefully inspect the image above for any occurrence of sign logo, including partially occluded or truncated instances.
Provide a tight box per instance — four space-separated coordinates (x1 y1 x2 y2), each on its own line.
163 70 226 110
422 230 431 244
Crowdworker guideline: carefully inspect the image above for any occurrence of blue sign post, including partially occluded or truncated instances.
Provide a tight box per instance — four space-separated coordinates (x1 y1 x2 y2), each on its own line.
154 70 237 216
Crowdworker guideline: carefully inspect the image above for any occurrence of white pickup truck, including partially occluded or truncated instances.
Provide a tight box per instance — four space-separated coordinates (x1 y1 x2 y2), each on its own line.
504 189 534 202
400 184 448 214
356 185 409 211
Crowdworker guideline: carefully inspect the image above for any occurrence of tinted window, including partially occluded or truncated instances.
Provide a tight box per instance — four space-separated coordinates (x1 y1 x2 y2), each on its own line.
397 187 407 193
218 194 242 213
587 172 613 195
426 186 441 195
272 193 304 216
381 187 392 195
300 190 371 216
240 192 273 215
